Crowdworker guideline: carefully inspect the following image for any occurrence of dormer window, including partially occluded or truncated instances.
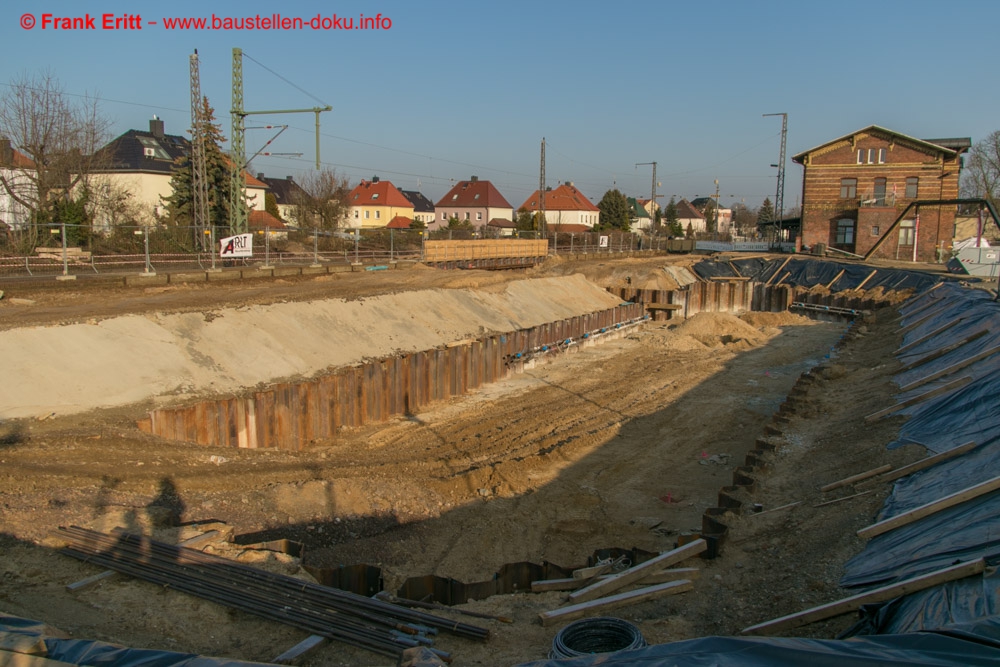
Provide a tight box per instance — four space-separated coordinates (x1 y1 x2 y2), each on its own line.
371 193 379 200
452 194 459 200
474 193 480 200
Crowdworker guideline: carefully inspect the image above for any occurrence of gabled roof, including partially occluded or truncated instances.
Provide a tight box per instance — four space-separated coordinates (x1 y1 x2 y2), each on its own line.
386 215 412 229
436 179 512 209
519 183 599 212
258 175 308 205
349 179 412 208
675 199 705 220
627 197 650 219
486 218 515 228
249 210 286 230
0 144 35 169
399 189 435 213
792 125 968 164
98 129 190 174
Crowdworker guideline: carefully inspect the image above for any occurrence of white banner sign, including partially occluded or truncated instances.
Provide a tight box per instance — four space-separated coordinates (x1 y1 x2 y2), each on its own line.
219 233 253 258
599 235 609 248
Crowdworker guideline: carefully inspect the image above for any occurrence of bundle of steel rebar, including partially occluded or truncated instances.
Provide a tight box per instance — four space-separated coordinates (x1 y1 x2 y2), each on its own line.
56 526 489 661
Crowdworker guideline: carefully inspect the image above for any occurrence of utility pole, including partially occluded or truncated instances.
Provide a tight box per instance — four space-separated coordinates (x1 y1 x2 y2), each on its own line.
230 47 332 235
714 179 721 239
189 50 210 251
763 113 787 247
635 161 658 235
539 137 546 238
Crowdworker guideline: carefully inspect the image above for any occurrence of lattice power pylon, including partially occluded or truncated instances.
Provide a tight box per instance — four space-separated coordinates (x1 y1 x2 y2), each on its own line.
764 112 788 244
189 50 210 250
229 47 331 235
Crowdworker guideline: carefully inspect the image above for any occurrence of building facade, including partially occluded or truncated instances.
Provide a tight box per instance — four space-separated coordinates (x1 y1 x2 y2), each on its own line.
518 182 600 230
434 177 513 231
793 125 969 262
0 139 35 230
347 177 414 229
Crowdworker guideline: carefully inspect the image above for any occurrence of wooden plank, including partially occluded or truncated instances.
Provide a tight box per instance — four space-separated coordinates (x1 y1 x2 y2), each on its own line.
540 579 693 627
877 441 978 484
813 490 875 508
568 539 706 604
774 271 791 286
825 269 845 289
899 345 1000 392
66 569 117 592
898 301 952 335
742 559 985 636
531 568 699 593
710 276 752 282
899 330 989 372
864 375 973 422
177 530 222 550
572 562 613 580
273 635 327 664
820 465 893 492
897 318 962 354
858 476 1000 539
645 303 683 310
855 269 878 290
765 256 792 286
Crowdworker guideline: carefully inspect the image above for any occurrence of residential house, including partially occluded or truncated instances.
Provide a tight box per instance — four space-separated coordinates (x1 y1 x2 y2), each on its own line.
93 116 267 227
347 177 414 229
627 196 651 232
637 198 659 220
0 138 35 230
518 182 600 233
793 125 970 262
676 199 706 235
399 189 435 226
386 215 413 230
258 175 310 227
434 177 513 231
690 197 733 236
249 209 288 241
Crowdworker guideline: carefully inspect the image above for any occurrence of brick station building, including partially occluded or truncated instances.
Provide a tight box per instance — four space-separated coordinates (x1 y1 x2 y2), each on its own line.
793 125 970 262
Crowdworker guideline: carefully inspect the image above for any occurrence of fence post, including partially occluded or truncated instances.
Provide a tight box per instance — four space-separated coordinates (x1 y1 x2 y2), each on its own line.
209 228 217 271
61 222 69 276
311 227 320 268
354 229 360 264
142 226 154 275
390 229 394 262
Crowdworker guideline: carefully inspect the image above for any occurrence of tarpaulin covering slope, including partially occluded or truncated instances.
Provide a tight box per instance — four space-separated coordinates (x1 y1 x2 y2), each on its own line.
0 614 276 667
841 282 1000 593
514 630 1000 666
691 258 945 292
844 574 1000 637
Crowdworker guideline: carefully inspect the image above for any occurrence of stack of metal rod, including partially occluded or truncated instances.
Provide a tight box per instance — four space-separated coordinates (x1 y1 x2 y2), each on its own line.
56 526 489 662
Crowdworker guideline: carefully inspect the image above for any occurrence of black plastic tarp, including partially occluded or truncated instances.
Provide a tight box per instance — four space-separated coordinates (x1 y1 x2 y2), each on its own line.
514 628 1000 666
0 614 276 667
839 492 1000 589
879 439 1000 519
845 573 1000 637
691 260 737 280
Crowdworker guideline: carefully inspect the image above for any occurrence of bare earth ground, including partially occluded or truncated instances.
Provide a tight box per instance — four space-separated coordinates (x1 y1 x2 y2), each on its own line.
0 256 921 666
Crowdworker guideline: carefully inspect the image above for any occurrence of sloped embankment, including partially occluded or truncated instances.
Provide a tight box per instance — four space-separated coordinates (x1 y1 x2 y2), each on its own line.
0 274 622 419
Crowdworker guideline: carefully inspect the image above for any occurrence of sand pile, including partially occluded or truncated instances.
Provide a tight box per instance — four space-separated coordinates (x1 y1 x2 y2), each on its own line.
740 311 813 328
671 312 768 348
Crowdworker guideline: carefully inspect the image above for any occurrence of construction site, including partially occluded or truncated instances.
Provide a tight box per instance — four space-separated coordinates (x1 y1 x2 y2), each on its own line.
2 251 999 666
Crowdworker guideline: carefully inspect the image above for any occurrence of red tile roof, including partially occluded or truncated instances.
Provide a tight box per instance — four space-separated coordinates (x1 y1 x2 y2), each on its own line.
7 148 35 169
386 215 412 229
486 218 515 228
249 210 286 230
519 184 599 212
436 179 512 209
349 179 412 208
547 223 591 233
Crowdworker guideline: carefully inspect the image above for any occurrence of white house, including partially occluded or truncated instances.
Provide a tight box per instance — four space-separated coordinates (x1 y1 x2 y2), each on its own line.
0 139 35 230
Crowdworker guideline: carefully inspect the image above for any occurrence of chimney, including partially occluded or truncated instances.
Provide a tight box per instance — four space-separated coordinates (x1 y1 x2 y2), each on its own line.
149 115 165 138
0 138 12 166
257 173 265 181
470 175 479 182
286 175 294 181
372 175 380 183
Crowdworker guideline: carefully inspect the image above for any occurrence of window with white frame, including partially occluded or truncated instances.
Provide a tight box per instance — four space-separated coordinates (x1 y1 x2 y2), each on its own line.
364 210 370 219
878 148 887 164
476 212 482 221
375 210 380 219
899 219 915 246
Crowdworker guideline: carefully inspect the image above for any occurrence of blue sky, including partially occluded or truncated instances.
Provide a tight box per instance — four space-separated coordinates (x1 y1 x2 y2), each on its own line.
4 0 998 213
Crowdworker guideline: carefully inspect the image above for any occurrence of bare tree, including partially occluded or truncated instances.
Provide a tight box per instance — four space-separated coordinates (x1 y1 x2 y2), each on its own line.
961 130 1000 215
0 71 111 241
290 168 351 231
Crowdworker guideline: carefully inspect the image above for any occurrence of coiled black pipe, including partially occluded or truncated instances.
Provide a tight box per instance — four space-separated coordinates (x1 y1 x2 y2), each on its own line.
550 617 647 658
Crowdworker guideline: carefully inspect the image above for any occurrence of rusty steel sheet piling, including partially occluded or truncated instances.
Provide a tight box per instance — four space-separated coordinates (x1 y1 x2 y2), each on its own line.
138 303 645 450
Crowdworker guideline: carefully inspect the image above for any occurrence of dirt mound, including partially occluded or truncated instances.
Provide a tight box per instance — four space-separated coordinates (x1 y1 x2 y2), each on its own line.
671 312 768 347
740 311 813 328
